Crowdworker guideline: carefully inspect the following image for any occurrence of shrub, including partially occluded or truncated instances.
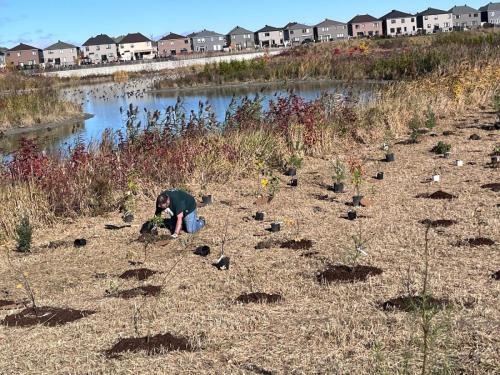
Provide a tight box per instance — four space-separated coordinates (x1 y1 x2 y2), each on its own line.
15 216 33 252
408 116 422 143
333 159 346 184
424 106 437 129
431 141 451 155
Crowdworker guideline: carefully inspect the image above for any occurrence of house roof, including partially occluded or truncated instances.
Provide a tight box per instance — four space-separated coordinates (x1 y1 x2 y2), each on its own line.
188 29 224 38
228 26 253 35
380 9 414 20
44 40 78 51
256 25 283 33
8 43 40 52
82 34 116 46
417 7 451 16
159 32 187 41
449 5 479 13
284 22 311 30
119 33 152 44
479 2 500 11
315 18 346 27
348 14 379 24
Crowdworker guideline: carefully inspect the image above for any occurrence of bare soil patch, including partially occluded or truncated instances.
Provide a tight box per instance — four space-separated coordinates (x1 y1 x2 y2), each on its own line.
456 238 496 247
481 183 500 192
1 306 95 327
105 333 194 359
420 219 458 228
417 191 457 200
280 239 313 250
381 296 450 312
111 286 162 300
119 268 158 281
236 293 283 304
317 265 383 284
255 239 276 250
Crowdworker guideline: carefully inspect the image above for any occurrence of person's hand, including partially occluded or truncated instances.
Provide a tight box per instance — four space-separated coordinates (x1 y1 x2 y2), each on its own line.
171 233 179 239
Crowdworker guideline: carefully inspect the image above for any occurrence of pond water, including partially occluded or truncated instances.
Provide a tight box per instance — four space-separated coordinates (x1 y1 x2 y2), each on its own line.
0 79 379 156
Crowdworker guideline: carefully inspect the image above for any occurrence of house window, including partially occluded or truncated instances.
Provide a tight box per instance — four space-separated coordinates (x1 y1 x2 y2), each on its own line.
219 37 224 40
290 30 294 34
184 40 189 44
96 46 100 51
473 13 478 17
425 16 429 20
85 47 89 51
355 25 360 29
131 44 134 48
60 50 63 53
265 32 270 36
390 28 395 33
107 44 111 49
411 18 414 22
401 19 405 23
337 33 344 38
427 24 432 28
391 19 396 24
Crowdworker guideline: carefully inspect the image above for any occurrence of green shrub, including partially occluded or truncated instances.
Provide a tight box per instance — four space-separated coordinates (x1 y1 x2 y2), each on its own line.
425 106 437 129
431 141 451 155
408 116 422 143
15 216 33 252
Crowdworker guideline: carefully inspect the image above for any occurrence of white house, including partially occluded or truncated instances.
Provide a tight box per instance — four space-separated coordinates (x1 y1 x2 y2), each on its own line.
255 25 284 48
82 34 118 64
43 41 80 67
380 9 417 36
118 33 156 61
416 8 453 33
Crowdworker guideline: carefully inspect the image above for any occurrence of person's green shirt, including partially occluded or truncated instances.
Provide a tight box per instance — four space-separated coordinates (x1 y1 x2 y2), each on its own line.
155 189 196 217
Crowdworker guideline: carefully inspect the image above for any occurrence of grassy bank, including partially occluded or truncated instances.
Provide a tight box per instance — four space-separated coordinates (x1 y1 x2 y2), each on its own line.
155 30 500 89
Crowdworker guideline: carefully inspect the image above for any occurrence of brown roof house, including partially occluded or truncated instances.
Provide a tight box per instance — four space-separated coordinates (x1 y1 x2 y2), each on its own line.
82 34 118 64
43 41 80 66
348 14 382 37
118 33 156 61
158 33 191 56
5 43 43 67
380 10 417 36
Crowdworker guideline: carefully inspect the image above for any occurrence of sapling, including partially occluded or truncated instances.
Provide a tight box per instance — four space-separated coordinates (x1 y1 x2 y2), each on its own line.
345 220 369 267
15 216 33 253
6 249 37 311
431 141 451 155
408 116 422 144
348 157 365 205
332 158 346 192
424 106 436 130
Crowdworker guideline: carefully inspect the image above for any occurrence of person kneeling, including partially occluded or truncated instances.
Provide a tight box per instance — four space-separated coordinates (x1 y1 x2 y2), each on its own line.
155 189 206 238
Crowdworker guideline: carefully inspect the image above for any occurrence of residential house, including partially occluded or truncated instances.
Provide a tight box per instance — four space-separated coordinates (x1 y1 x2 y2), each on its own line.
416 8 453 33
348 14 383 37
118 33 156 61
255 25 284 48
479 2 500 25
450 5 481 29
158 33 191 56
380 10 417 36
5 43 43 67
227 26 255 50
82 34 118 64
283 22 314 46
188 30 226 52
43 41 80 66
314 19 348 42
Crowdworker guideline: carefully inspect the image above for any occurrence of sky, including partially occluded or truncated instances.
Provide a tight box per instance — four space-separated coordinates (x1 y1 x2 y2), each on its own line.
0 0 490 48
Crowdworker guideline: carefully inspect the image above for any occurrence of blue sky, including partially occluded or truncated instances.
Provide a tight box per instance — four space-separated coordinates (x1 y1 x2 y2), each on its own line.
0 0 489 48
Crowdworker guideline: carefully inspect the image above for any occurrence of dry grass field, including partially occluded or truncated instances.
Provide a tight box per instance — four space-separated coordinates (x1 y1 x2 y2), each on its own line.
0 110 498 374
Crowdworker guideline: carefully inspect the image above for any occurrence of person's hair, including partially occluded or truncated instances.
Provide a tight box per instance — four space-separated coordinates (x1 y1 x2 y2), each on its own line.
156 193 169 207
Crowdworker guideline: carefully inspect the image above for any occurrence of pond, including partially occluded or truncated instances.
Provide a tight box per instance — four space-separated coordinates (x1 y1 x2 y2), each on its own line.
0 79 379 155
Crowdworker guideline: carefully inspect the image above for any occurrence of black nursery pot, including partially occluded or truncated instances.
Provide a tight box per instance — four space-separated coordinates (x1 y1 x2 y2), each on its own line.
352 195 364 207
376 172 384 180
270 222 281 232
348 211 357 221
255 212 265 221
385 153 395 162
285 168 297 177
290 178 298 187
333 182 344 193
202 195 213 205
123 212 134 223
74 239 87 248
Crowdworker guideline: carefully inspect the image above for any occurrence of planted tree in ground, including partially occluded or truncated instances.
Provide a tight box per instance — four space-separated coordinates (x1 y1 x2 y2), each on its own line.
493 94 500 122
344 220 369 267
348 157 365 201
332 158 346 192
6 249 37 311
15 216 32 253
424 106 437 130
408 116 422 144
431 141 451 155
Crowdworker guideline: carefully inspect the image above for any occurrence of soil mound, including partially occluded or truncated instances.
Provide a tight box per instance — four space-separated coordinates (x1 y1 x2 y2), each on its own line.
112 286 162 299
105 333 194 358
236 293 283 304
317 265 383 284
420 219 458 228
481 183 500 192
381 296 449 312
280 239 313 250
1 306 95 327
428 191 457 200
457 238 496 247
119 268 157 281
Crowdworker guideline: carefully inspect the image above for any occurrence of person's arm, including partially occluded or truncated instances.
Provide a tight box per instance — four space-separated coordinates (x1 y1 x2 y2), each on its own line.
174 212 184 236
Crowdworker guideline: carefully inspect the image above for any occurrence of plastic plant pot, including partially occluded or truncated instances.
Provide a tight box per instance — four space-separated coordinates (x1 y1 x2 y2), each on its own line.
270 222 281 232
376 172 384 180
202 195 213 205
285 168 297 177
255 212 265 221
290 178 298 187
352 195 364 207
432 175 441 183
123 212 134 223
385 153 395 162
348 210 357 221
333 183 344 193
456 160 464 167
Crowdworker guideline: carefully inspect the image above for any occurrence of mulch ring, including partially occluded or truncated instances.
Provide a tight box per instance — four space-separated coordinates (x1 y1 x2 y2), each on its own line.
416 191 457 200
492 271 500 280
420 219 458 228
105 333 194 359
1 306 95 327
481 183 500 192
381 296 450 313
255 239 276 250
119 268 158 281
280 239 313 250
0 300 25 310
317 265 383 284
236 293 283 304
456 238 496 247
110 286 162 300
